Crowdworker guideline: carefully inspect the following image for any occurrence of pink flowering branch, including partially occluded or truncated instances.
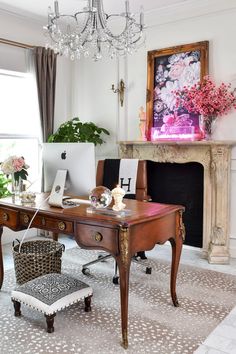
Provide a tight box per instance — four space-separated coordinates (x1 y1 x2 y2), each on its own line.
174 76 236 121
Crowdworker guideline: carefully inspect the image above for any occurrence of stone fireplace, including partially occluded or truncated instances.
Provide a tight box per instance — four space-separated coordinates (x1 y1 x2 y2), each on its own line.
119 141 235 264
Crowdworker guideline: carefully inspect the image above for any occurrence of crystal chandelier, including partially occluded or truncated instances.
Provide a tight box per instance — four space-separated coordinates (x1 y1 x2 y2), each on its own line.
44 0 145 61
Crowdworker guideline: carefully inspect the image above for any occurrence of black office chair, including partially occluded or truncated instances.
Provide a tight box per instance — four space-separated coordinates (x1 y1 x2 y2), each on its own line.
82 159 152 284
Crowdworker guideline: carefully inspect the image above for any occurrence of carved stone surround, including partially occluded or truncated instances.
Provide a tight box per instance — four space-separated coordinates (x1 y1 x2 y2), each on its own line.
119 141 236 264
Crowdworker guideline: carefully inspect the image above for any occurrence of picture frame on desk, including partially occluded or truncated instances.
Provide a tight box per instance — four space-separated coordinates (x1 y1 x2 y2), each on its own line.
146 41 209 140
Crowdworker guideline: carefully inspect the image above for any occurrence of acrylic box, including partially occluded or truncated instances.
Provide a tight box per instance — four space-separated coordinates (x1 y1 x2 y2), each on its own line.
151 126 202 141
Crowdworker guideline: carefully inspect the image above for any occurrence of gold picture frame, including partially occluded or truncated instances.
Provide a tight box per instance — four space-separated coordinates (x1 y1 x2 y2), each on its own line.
146 41 209 140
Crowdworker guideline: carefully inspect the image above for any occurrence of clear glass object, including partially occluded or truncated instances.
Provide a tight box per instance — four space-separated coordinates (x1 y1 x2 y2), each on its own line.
89 186 112 209
199 115 217 140
11 174 23 198
19 191 36 205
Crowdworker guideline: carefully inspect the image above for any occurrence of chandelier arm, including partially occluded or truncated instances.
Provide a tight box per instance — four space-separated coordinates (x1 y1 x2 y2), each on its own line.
79 11 95 42
49 14 77 25
74 8 96 17
128 31 144 45
96 0 108 30
80 15 97 47
100 14 141 41
95 0 132 41
105 27 144 52
104 29 144 49
99 20 128 41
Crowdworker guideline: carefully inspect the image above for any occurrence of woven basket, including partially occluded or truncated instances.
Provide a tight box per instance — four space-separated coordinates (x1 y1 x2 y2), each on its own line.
12 240 65 285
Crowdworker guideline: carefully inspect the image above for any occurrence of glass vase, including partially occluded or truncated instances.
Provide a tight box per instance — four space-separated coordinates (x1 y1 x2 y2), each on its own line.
11 174 23 199
199 115 217 140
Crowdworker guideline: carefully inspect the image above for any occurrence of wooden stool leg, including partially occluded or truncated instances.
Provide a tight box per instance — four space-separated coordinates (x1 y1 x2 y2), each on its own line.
12 300 21 317
84 295 92 312
45 314 56 333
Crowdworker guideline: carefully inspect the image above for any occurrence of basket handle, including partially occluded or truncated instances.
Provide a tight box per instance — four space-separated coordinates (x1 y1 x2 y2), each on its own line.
60 244 65 252
12 239 20 249
18 194 52 253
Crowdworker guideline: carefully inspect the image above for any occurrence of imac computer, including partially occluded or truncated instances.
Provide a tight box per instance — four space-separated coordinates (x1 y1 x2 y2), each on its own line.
42 143 96 201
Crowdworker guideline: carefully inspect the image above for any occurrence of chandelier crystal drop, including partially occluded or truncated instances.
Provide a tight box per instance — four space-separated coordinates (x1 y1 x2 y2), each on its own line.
44 0 145 61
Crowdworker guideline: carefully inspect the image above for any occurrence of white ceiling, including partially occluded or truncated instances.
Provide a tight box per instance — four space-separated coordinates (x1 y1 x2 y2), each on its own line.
0 0 190 20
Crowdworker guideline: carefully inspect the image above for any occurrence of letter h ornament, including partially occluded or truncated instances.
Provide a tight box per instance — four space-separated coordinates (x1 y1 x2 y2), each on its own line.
120 178 131 192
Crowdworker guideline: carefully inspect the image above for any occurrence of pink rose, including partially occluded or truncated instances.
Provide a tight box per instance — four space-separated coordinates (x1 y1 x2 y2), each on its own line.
12 157 25 172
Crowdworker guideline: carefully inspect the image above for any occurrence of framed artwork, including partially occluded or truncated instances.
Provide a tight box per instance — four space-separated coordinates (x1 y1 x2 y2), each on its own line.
146 41 209 140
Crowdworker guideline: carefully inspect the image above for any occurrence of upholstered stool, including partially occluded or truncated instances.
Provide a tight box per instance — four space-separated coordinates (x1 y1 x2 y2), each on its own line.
11 273 93 333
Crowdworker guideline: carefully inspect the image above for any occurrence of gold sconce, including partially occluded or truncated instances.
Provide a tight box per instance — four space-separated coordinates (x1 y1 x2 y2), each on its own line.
111 79 125 107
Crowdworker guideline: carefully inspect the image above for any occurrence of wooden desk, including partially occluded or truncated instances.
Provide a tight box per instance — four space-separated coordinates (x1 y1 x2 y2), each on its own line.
0 194 185 349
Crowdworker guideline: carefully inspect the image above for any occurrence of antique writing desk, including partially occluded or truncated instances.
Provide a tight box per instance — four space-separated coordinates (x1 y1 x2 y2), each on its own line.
0 194 185 349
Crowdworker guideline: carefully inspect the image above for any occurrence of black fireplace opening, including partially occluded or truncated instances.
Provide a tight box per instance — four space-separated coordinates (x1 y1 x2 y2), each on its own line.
147 161 204 248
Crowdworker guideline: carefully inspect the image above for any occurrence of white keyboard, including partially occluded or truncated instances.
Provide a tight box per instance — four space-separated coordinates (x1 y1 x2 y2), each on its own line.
62 198 91 207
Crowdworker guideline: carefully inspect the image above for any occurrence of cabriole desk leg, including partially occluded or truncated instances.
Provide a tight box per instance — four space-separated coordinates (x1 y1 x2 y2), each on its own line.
117 226 131 349
169 210 185 307
0 226 4 290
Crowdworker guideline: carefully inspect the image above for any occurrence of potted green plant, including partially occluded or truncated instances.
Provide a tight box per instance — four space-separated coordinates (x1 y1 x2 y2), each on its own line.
0 172 11 198
47 117 110 145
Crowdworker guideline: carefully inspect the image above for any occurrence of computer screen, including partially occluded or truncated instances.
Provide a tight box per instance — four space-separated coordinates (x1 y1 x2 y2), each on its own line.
42 143 96 196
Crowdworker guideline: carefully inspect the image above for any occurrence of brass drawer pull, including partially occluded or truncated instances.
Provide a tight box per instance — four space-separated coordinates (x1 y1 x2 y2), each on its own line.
23 214 30 224
94 232 103 242
2 212 9 222
41 217 46 226
58 221 66 231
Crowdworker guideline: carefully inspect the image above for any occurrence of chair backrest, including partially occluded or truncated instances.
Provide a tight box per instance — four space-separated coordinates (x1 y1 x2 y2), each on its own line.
96 160 148 201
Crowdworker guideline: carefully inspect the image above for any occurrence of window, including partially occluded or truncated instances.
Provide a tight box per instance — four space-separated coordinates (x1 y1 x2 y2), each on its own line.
0 69 41 191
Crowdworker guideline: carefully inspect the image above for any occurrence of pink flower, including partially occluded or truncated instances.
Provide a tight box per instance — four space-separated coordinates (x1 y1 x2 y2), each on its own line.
169 60 186 80
1 155 29 181
12 157 25 172
174 76 236 119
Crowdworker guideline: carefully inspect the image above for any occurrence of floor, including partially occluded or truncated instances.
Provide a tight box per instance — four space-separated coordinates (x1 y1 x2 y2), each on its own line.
2 236 236 354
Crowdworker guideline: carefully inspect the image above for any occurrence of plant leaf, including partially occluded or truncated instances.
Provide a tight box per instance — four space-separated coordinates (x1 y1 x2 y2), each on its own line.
47 117 109 145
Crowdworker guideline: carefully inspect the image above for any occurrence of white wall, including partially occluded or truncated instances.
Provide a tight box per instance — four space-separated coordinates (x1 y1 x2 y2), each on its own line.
70 56 121 159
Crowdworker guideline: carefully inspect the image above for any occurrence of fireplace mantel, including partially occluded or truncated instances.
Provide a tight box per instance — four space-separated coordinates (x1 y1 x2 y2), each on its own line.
119 140 236 264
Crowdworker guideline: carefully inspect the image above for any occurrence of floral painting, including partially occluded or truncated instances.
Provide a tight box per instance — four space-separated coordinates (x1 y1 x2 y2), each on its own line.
146 41 209 139
153 50 200 129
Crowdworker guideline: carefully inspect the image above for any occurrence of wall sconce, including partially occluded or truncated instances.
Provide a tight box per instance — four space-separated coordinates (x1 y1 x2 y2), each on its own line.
111 79 125 107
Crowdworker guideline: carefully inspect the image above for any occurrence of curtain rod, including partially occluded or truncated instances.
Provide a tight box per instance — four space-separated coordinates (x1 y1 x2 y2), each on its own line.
0 38 34 49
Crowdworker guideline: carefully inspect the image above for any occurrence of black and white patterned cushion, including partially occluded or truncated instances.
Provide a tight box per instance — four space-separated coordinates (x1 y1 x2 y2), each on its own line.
11 273 93 315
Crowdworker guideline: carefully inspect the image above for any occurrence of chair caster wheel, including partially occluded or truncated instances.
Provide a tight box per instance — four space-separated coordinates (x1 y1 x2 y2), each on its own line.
133 255 141 261
82 267 90 275
137 251 147 260
113 276 119 285
146 267 152 274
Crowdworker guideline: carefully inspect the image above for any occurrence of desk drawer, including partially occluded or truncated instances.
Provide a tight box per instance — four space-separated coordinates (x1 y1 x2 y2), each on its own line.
76 223 119 254
0 208 19 229
20 212 74 234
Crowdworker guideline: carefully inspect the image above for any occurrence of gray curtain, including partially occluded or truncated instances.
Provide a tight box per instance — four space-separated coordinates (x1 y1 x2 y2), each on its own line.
34 47 57 142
